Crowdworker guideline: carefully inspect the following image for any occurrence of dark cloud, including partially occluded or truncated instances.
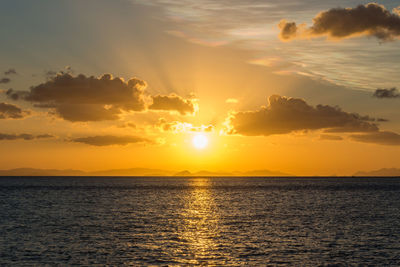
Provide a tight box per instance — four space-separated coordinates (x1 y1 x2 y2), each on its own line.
5 89 19 101
36 134 55 139
278 20 299 40
350 131 400 146
373 88 400 98
4 69 17 75
0 133 53 141
8 73 147 122
0 78 11 84
279 3 400 41
319 134 343 141
70 135 151 146
225 95 379 136
149 94 196 115
0 102 30 119
377 118 389 122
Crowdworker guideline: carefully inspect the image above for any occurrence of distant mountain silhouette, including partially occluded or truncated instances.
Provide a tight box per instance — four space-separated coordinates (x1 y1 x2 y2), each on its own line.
91 168 175 176
0 168 86 176
0 167 290 177
236 169 289 176
174 170 192 176
174 169 291 177
0 167 175 176
354 168 400 177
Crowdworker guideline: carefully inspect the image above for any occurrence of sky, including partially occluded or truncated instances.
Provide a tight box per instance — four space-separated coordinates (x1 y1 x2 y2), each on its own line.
0 0 400 175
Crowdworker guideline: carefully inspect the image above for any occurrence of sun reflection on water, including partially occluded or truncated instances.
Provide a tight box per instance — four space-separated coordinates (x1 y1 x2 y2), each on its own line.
177 178 223 265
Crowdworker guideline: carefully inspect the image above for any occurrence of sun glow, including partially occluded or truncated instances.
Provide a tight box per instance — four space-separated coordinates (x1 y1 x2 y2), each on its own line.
192 134 208 149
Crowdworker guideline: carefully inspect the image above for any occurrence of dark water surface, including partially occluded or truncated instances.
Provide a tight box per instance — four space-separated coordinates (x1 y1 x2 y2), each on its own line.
1 177 400 266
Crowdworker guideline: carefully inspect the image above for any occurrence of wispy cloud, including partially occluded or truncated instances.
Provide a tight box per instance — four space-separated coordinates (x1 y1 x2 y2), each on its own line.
350 131 400 146
70 135 151 146
134 0 400 91
0 133 53 141
319 134 343 141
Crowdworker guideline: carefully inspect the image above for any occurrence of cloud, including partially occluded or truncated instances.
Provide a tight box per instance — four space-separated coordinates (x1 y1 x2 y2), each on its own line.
36 134 55 139
8 73 147 122
319 134 343 141
5 89 19 101
225 95 379 136
350 131 400 146
118 122 136 129
4 69 17 75
44 66 73 80
157 118 214 133
278 20 300 40
8 73 197 121
0 133 53 141
149 94 196 115
0 102 30 119
279 3 400 41
0 78 11 84
70 135 151 146
373 88 400 98
226 98 239 104
45 70 58 79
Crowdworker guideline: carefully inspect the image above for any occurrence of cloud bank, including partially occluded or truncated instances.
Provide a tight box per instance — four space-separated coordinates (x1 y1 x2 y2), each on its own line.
7 73 197 122
279 3 400 41
0 102 30 119
225 95 379 136
70 135 151 146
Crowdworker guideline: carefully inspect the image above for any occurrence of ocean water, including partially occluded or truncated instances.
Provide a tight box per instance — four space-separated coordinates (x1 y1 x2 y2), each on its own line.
1 177 400 266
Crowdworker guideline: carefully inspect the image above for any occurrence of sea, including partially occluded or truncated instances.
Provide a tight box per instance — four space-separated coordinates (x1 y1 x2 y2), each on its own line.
1 177 400 266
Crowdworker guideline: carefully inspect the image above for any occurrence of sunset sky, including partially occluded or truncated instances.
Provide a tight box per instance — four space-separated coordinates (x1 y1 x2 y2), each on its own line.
1 0 400 175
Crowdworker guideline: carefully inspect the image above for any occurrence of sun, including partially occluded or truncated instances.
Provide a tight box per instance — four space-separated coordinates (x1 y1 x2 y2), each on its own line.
192 134 208 149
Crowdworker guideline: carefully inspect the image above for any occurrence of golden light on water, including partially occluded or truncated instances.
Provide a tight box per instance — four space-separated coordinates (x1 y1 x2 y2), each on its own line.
178 178 222 264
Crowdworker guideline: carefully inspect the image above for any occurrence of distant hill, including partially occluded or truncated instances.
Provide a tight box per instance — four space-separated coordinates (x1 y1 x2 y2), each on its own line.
174 169 291 177
91 168 174 176
235 170 290 177
174 170 193 176
0 168 87 176
0 167 290 177
354 168 400 177
0 168 174 176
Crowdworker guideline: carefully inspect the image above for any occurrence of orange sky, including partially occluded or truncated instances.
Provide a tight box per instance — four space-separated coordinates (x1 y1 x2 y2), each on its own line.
0 0 400 175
